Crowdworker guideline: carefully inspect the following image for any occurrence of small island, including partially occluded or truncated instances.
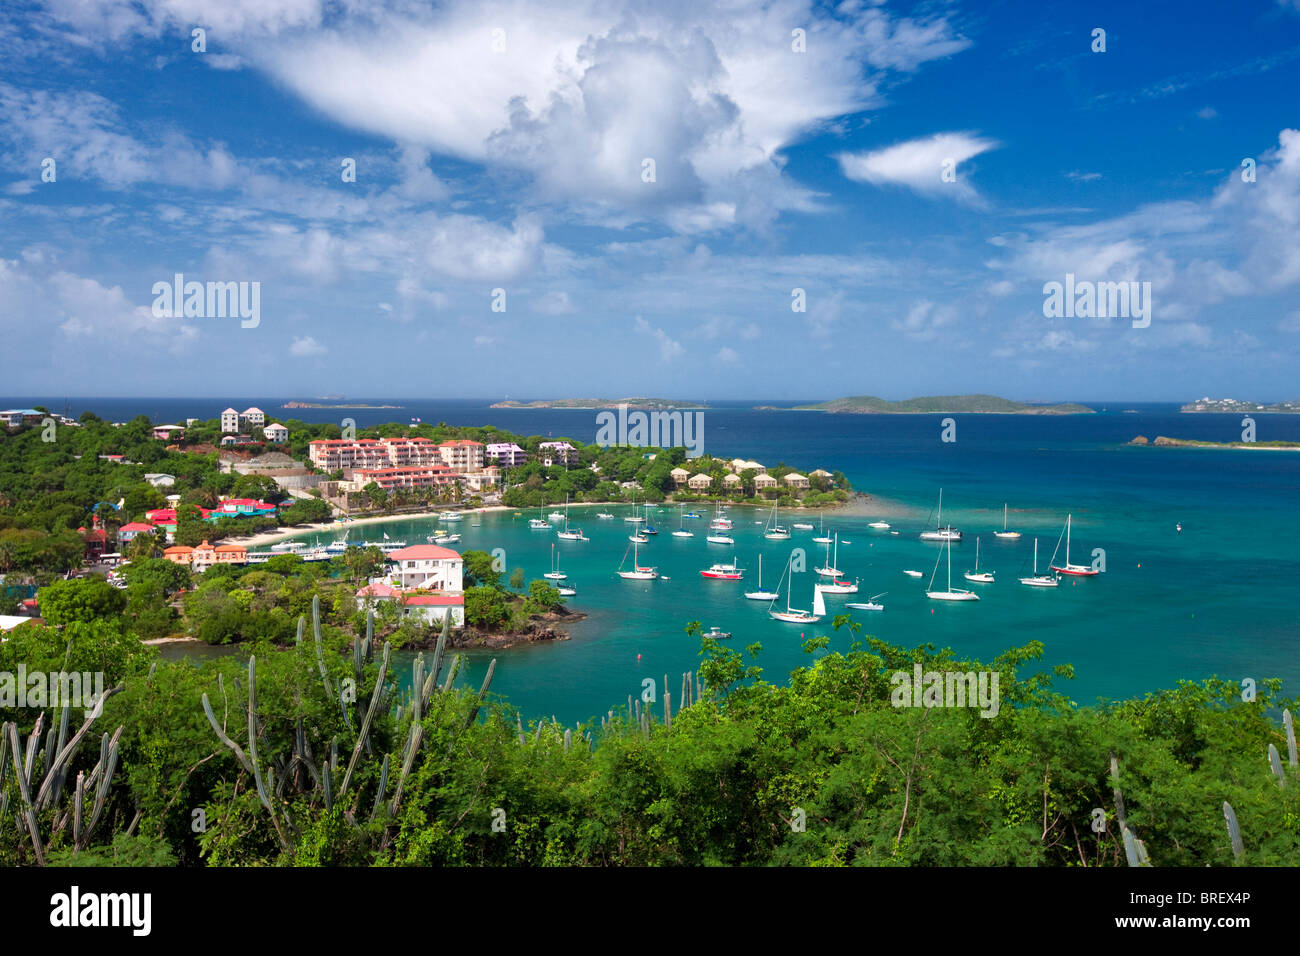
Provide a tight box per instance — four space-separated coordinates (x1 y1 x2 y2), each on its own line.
492 397 709 410
282 401 404 409
777 394 1095 415
1129 435 1300 449
1180 397 1300 413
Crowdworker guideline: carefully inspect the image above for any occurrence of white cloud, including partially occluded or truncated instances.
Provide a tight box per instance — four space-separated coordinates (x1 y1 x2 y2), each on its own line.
892 300 960 341
1066 170 1102 182
1197 106 1218 119
715 346 739 365
837 132 998 203
634 314 684 361
536 290 576 315
289 335 326 356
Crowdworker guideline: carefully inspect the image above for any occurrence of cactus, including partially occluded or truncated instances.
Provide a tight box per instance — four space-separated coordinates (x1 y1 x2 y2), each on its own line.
1285 709 1298 768
564 728 572 753
463 658 497 729
1268 744 1286 788
1224 801 1244 861
370 754 390 822
339 642 391 797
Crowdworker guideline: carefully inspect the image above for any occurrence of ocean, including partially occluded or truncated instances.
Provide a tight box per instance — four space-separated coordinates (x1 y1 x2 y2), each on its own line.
12 396 1300 725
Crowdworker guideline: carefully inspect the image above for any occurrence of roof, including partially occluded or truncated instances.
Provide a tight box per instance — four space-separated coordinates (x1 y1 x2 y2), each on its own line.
222 407 238 414
163 545 194 555
214 544 247 553
403 595 464 607
387 544 462 561
242 407 263 414
118 522 154 532
356 582 402 598
153 424 185 431
670 467 691 475
438 439 484 447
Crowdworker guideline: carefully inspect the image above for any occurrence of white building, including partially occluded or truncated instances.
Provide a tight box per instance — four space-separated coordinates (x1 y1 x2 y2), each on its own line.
241 407 265 428
385 544 464 591
220 407 240 433
263 423 289 443
143 473 176 488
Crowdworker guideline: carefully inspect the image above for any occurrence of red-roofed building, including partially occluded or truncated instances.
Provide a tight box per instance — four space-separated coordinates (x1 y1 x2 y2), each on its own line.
163 544 194 565
347 465 457 492
385 544 463 591
117 521 156 543
354 584 464 625
78 526 108 562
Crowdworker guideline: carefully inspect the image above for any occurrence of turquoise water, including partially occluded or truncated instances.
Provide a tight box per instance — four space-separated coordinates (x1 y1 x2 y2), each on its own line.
275 407 1300 725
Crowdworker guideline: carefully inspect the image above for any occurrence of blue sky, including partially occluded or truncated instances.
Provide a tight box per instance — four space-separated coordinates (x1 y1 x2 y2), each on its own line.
1 0 1299 401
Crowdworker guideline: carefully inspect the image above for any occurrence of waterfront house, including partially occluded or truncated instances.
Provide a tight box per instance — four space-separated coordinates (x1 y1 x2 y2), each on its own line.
485 442 528 467
152 424 186 442
220 407 240 433
354 583 464 626
240 407 265 428
163 544 194 565
688 472 713 491
783 472 810 490
728 458 766 474
437 439 486 472
809 469 833 480
670 467 691 488
214 543 247 564
191 541 217 570
345 465 458 492
308 437 444 471
263 423 289 442
385 544 464 591
143 473 176 488
753 473 778 491
722 473 742 489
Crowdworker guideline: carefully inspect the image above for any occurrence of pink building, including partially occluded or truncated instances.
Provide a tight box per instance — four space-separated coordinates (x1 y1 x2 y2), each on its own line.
437 440 485 472
538 441 578 466
485 442 527 467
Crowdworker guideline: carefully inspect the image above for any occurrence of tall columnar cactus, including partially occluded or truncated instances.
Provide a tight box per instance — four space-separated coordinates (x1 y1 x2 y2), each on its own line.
463 658 497 729
1268 743 1286 788
339 641 391 797
1223 801 1244 861
1284 709 1297 768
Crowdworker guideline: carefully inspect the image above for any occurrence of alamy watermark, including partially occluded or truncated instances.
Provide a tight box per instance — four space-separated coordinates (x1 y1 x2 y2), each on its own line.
594 404 704 457
1042 273 1151 329
152 273 260 328
890 664 1000 718
0 666 106 718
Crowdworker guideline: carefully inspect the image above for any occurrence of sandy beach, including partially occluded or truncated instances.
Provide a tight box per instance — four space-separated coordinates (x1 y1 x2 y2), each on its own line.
234 506 515 548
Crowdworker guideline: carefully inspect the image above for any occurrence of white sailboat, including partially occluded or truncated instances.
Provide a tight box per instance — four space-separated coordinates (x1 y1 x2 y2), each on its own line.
556 582 577 596
868 521 891 529
624 492 645 523
543 544 567 580
1049 513 1098 576
919 488 963 541
1019 537 1060 587
672 503 694 537
792 520 814 530
556 496 587 540
926 537 979 601
963 537 995 583
617 535 658 580
993 502 1021 539
641 502 658 535
763 499 791 540
744 554 780 601
528 503 551 530
816 576 859 594
706 531 735 544
812 513 833 545
768 555 825 623
814 532 843 578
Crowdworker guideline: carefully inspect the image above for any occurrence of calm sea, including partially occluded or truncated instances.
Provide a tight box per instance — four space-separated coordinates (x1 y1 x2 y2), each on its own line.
11 397 1300 724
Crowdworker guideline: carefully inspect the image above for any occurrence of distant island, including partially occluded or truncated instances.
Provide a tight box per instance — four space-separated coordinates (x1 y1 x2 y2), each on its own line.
1129 435 1300 450
774 394 1095 415
491 398 709 410
1181 398 1300 413
282 401 404 409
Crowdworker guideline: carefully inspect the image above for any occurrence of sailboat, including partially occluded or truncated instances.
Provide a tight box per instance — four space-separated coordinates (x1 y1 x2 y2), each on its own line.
868 521 891 529
556 496 587 540
556 582 577 596
624 492 645 523
846 592 886 611
672 503 694 537
812 513 833 545
1019 537 1060 587
963 537 995 583
1049 513 1098 576
925 537 979 601
993 503 1021 539
708 504 732 531
768 555 826 622
543 544 567 580
814 532 843 578
792 519 814 530
617 535 658 580
744 554 779 600
628 526 649 543
641 502 658 535
920 488 963 541
763 499 791 540
816 575 859 594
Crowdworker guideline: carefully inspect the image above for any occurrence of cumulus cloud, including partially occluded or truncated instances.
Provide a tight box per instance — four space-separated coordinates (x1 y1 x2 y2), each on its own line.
289 335 326 356
837 132 998 204
634 314 683 361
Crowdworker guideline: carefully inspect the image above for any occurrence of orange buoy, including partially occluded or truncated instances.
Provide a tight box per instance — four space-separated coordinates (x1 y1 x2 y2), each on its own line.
636 653 642 660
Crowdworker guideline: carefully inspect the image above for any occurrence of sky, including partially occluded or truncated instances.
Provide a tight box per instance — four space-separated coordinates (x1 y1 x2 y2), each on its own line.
1 0 1299 402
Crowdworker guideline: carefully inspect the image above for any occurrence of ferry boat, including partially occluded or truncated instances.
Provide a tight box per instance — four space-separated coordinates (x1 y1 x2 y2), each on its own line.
700 557 744 580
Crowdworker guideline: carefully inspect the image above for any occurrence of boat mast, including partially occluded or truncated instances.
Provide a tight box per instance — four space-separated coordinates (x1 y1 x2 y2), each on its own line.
1066 514 1072 565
